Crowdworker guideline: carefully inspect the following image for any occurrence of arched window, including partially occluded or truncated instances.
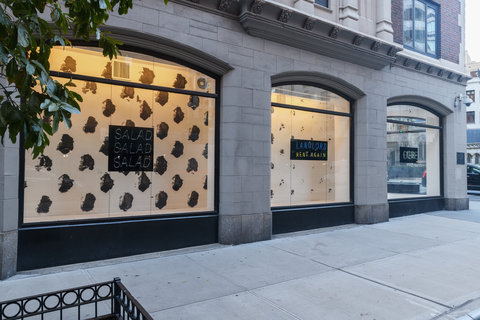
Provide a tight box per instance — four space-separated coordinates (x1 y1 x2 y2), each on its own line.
270 84 351 206
468 153 473 164
475 154 480 165
387 104 441 199
23 46 216 223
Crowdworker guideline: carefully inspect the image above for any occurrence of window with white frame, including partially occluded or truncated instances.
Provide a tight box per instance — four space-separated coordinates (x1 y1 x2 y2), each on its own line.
403 0 439 57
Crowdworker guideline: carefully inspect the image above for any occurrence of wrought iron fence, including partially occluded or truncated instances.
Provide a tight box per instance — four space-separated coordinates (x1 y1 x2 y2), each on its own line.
0 277 153 320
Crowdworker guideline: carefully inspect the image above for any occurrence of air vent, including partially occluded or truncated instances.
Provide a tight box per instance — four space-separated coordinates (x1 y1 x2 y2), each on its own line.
113 61 130 79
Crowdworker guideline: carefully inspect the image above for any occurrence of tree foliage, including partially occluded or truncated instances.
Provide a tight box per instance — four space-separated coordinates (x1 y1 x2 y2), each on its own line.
0 0 136 158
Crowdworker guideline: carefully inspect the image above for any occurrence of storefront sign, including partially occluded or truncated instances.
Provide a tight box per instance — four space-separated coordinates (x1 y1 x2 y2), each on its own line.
399 147 418 163
108 125 154 171
290 139 328 160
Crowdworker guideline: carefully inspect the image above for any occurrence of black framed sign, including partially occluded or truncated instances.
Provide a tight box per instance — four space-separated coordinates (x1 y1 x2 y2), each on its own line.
108 125 154 171
290 139 328 161
399 147 418 163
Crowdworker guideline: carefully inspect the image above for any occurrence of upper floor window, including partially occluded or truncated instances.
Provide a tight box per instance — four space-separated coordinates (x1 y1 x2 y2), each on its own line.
403 0 439 57
467 90 476 102
467 111 476 124
314 0 328 7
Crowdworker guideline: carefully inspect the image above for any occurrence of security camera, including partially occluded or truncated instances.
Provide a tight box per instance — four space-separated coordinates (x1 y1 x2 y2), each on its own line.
464 96 474 107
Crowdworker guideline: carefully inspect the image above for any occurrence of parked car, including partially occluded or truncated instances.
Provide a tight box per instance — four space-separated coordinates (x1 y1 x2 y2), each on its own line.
467 164 480 191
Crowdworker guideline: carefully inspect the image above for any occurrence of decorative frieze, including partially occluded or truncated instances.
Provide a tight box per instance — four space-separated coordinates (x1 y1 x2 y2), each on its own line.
303 18 315 31
352 36 363 46
278 9 292 23
329 26 340 39
251 0 264 14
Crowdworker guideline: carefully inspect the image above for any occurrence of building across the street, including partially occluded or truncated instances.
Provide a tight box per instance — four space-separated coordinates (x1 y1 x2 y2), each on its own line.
0 0 469 278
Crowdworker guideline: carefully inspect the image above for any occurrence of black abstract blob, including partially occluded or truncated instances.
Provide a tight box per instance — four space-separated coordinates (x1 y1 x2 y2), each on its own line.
156 122 169 140
60 56 76 73
35 155 52 171
202 143 208 159
122 171 129 176
155 191 168 209
83 116 98 133
139 67 155 84
173 73 187 89
156 91 169 106
37 196 52 213
81 193 96 212
99 137 109 156
136 95 141 103
270 190 274 199
188 96 200 110
24 181 27 189
171 141 184 158
119 193 134 211
139 100 153 120
121 87 135 99
154 156 168 175
204 111 208 126
188 191 199 207
271 162 274 169
103 99 116 117
280 149 284 155
172 174 183 191
102 62 112 79
138 172 151 192
188 125 200 142
82 81 97 94
197 77 207 89
100 173 114 193
187 158 198 173
203 175 208 190
173 107 184 124
79 154 95 171
57 134 74 154
291 190 294 195
271 133 274 144
58 174 74 193
125 120 135 127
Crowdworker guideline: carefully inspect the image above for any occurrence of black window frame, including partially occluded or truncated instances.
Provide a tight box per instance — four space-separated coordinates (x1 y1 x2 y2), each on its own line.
19 43 221 228
403 0 440 58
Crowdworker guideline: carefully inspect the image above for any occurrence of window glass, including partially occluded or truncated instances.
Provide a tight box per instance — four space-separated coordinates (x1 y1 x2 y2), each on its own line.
426 6 436 54
467 111 475 124
314 0 328 7
271 86 350 207
24 47 216 223
467 90 476 102
387 105 440 199
403 0 414 47
49 46 216 94
271 85 350 114
387 104 439 127
414 0 426 52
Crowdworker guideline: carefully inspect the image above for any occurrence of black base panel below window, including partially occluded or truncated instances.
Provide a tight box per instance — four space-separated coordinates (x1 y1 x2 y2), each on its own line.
17 215 218 271
389 198 444 218
272 204 354 234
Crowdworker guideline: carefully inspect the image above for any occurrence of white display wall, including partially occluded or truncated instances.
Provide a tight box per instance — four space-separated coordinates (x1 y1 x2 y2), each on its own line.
24 47 216 223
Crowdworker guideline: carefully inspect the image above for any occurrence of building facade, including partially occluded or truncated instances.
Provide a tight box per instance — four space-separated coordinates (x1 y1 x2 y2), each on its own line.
0 0 468 278
466 74 480 162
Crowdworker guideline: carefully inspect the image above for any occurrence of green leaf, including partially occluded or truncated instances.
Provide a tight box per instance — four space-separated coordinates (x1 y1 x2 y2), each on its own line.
60 102 80 114
17 25 29 47
26 62 35 75
40 98 53 110
48 102 59 112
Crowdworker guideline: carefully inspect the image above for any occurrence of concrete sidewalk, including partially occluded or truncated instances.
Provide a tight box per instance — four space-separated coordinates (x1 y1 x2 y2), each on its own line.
3 205 480 320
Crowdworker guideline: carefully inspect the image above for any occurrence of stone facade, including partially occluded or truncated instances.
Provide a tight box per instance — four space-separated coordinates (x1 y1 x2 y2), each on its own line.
0 0 468 278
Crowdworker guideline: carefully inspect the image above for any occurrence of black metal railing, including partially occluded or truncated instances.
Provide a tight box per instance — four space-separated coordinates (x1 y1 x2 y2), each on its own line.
0 277 153 320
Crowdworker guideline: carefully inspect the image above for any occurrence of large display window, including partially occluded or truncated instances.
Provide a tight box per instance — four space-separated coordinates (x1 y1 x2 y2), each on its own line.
23 47 216 223
270 84 351 207
387 104 441 199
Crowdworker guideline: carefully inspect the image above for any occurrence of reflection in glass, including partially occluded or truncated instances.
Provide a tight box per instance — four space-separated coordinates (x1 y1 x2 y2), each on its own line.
403 0 413 47
426 7 436 54
387 106 440 199
414 0 426 52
